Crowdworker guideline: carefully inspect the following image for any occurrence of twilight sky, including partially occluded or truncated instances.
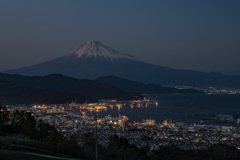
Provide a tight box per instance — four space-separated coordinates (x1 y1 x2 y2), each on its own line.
0 0 240 74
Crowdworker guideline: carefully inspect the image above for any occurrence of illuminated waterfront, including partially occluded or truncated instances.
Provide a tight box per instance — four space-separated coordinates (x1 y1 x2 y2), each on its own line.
71 94 240 126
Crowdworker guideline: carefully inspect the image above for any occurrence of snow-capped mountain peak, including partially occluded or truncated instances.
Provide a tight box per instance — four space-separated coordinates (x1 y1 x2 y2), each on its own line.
65 41 135 61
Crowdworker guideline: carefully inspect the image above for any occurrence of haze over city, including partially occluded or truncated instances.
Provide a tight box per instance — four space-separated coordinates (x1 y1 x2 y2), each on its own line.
0 0 240 74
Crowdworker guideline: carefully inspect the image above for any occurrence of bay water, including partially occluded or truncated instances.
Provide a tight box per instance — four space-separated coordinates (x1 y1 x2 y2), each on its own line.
72 94 240 126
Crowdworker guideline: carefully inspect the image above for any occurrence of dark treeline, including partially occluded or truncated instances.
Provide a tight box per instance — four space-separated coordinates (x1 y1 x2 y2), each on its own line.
0 104 80 157
1 104 240 160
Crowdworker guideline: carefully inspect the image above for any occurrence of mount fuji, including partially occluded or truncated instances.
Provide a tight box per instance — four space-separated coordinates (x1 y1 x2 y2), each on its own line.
65 41 135 61
4 41 240 88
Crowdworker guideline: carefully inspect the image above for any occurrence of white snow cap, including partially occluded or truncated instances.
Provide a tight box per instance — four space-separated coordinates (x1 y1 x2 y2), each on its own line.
66 41 135 60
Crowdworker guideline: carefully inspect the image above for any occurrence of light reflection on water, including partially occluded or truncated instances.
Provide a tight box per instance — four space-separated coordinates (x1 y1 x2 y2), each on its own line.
71 94 240 126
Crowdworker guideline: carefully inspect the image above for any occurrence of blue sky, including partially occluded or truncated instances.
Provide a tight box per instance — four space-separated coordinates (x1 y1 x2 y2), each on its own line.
0 0 240 74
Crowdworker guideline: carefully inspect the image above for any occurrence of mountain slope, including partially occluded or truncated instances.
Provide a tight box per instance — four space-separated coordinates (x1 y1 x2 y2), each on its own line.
0 73 142 100
4 41 240 88
0 80 92 105
96 75 204 94
66 41 135 61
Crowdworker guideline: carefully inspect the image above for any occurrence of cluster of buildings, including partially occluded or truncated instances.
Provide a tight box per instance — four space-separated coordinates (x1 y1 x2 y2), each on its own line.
32 111 240 151
196 114 240 123
164 85 240 94
4 103 240 151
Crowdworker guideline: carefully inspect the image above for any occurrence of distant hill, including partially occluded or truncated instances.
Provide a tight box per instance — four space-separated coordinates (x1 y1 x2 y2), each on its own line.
0 73 143 102
0 80 92 105
96 76 204 94
4 41 240 88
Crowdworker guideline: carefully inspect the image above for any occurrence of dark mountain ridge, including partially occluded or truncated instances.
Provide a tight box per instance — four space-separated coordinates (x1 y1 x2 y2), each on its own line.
96 75 204 94
0 79 92 105
0 73 142 101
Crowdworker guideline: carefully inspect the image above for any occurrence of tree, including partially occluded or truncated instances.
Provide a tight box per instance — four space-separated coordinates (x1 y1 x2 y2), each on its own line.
0 104 10 134
46 129 63 145
59 134 81 157
35 119 48 140
25 112 36 130
11 109 25 134
11 110 37 137
80 132 102 160
105 135 146 160
21 119 35 138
